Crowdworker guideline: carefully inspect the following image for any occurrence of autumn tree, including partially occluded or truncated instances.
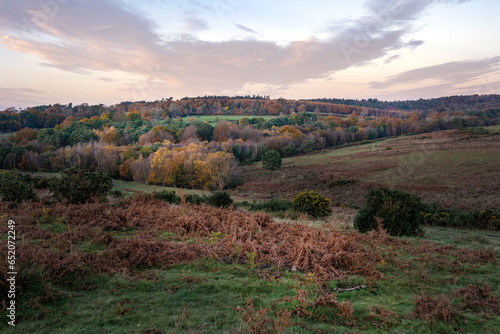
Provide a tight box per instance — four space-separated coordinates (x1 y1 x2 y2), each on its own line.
13 127 38 144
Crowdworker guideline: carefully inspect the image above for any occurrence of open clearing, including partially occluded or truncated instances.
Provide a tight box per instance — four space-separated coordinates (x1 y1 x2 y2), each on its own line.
233 129 500 211
186 115 280 124
1 197 498 333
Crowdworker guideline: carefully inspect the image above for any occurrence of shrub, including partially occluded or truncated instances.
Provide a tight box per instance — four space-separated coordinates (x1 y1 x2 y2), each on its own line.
420 204 500 230
262 150 282 170
50 168 112 204
0 171 37 203
207 191 233 208
264 198 293 212
292 191 332 218
250 198 293 212
185 194 208 205
329 177 358 188
155 190 181 204
354 187 423 236
111 190 124 198
32 177 51 189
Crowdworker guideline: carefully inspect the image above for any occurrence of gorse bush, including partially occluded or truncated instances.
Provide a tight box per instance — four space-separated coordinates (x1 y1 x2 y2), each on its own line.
154 190 181 204
185 194 208 205
207 191 233 208
292 191 332 218
50 168 112 204
354 187 423 236
0 171 37 203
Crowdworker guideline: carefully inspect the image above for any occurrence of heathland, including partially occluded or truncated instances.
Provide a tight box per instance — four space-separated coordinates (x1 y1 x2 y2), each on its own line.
0 95 499 333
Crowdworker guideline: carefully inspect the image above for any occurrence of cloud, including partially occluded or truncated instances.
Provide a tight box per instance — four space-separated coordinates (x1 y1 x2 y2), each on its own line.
369 56 500 89
182 13 209 32
0 0 473 97
234 23 258 34
0 87 44 110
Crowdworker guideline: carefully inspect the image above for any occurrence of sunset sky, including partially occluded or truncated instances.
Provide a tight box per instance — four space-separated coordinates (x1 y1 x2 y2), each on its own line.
1 0 499 110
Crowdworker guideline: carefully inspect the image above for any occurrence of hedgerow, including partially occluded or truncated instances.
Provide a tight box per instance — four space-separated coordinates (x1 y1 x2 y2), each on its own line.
420 204 500 230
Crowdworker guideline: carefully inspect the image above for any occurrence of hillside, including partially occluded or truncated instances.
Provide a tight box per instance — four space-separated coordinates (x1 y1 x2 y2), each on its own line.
0 196 499 333
234 127 500 212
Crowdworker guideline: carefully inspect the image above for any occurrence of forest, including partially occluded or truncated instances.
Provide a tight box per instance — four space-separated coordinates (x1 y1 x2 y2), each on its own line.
0 95 498 191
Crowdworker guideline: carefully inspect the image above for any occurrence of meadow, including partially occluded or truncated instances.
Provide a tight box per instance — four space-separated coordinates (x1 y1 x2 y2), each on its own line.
234 128 500 211
186 115 280 124
0 197 498 333
1 101 499 333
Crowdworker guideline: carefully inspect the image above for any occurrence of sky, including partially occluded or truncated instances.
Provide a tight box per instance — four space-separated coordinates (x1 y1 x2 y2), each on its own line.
0 0 500 110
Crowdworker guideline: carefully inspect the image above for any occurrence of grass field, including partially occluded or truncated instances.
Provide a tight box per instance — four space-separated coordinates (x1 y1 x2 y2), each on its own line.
485 124 500 132
112 179 249 203
1 198 498 333
234 129 500 210
186 115 280 124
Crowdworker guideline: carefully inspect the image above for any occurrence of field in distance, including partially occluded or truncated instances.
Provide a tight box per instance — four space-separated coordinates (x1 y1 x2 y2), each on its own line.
186 114 280 124
233 127 500 211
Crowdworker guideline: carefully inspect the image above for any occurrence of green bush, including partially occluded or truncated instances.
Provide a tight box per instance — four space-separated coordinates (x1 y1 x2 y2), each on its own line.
33 177 51 189
0 171 37 203
111 190 124 198
155 190 181 204
329 177 358 187
292 191 332 218
207 191 233 208
354 187 423 236
262 150 282 170
420 203 500 230
264 198 293 212
50 168 112 204
250 198 293 212
185 194 208 205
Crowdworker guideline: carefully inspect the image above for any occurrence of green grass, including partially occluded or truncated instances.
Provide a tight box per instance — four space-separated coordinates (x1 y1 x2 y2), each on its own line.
112 179 208 198
1 260 304 334
1 205 499 334
3 229 499 333
418 226 500 256
485 124 500 132
186 115 279 124
112 179 249 203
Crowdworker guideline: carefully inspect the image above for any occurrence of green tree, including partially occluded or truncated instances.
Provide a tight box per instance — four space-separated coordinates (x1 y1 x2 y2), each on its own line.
300 140 317 154
196 122 213 141
262 150 282 170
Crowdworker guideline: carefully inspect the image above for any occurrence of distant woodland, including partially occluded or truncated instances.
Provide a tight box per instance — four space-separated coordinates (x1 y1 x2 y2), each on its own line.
1 94 499 190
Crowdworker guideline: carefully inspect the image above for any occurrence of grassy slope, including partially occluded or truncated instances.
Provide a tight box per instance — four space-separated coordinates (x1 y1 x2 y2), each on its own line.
235 129 500 210
1 207 498 334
